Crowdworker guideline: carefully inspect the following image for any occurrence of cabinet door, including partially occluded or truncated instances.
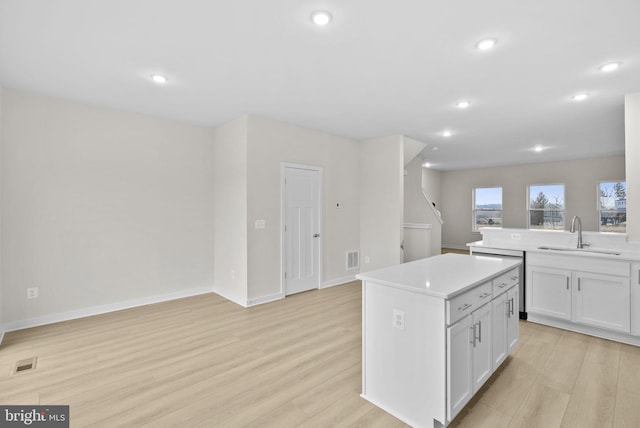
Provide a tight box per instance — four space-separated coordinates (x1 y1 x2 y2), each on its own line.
507 286 519 352
472 303 492 392
632 263 640 336
491 292 508 370
574 272 630 333
527 266 571 320
447 315 472 421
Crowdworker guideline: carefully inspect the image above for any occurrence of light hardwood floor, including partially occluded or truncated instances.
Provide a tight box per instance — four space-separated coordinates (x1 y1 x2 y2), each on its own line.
1 282 639 427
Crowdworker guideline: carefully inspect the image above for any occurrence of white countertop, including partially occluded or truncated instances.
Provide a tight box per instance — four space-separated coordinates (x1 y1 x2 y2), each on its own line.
468 240 640 262
356 253 521 299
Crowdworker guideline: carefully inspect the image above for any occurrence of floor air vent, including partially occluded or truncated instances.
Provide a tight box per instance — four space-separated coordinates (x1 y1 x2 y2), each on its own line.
347 250 359 270
14 357 37 374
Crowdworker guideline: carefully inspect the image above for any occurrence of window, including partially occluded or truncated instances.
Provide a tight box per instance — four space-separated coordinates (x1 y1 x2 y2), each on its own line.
528 184 565 230
473 187 502 231
599 181 626 233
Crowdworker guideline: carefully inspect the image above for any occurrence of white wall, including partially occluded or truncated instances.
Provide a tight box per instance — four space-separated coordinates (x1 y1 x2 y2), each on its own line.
441 156 626 249
359 135 404 272
213 116 248 305
246 115 361 302
422 166 442 256
626 93 640 242
1 88 216 328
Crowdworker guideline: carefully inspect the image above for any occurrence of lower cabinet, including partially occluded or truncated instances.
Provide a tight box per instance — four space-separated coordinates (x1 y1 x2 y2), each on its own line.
446 302 492 421
573 271 630 332
491 285 519 370
527 256 631 334
446 314 472 420
526 266 571 320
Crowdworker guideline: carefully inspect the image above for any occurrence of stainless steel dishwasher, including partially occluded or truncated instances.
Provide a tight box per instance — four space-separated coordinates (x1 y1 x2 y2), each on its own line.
469 246 527 319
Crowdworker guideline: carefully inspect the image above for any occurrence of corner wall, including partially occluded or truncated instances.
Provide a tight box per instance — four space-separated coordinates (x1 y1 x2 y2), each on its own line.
359 135 404 271
1 89 216 329
213 116 248 305
626 93 640 242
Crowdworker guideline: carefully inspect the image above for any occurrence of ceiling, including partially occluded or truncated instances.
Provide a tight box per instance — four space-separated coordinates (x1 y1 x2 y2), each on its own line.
1 0 639 170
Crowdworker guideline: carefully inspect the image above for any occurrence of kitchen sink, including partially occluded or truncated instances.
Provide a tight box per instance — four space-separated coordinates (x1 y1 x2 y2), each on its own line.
537 246 621 256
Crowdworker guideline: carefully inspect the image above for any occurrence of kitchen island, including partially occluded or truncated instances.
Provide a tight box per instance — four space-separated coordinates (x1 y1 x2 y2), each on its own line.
357 253 521 428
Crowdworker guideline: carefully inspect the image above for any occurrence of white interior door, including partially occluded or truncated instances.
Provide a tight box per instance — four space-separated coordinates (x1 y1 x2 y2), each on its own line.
283 166 321 295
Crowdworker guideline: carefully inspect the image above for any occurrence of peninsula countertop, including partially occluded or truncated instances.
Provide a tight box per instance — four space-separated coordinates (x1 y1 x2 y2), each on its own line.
356 253 521 299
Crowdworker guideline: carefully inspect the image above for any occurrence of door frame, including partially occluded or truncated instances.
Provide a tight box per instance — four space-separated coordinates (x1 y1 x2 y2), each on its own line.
280 162 323 296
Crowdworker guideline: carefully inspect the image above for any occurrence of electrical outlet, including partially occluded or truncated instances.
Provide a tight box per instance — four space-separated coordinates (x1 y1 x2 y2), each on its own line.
27 287 39 299
510 233 521 240
231 269 236 279
393 309 405 330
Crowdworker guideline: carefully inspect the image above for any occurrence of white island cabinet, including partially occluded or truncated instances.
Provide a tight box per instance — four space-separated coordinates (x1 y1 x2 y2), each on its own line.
357 253 521 428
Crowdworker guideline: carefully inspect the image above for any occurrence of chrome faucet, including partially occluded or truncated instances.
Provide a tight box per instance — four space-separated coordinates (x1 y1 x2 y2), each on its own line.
570 215 585 248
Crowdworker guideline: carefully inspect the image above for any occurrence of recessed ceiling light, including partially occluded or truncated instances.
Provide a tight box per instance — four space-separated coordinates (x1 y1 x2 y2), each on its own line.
457 100 471 109
150 74 168 84
534 145 544 152
422 161 431 168
311 11 332 26
442 130 452 137
432 146 439 151
573 93 589 101
476 38 497 50
600 62 620 72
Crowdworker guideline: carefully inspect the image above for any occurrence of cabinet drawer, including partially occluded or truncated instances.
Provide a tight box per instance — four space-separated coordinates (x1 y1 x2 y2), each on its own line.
447 282 492 325
492 268 519 296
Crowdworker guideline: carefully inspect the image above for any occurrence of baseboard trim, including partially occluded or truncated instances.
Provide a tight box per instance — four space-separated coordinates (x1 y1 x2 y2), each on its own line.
212 287 248 308
527 314 640 346
247 292 284 307
321 275 357 289
4 286 213 333
0 329 5 347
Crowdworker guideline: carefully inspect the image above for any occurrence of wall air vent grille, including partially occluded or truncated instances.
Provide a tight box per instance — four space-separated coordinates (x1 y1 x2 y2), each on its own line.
346 250 359 270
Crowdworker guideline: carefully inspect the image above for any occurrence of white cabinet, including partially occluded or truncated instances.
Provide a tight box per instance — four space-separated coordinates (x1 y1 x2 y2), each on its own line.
446 300 492 421
492 284 519 370
527 266 571 320
526 253 631 336
506 286 519 351
632 263 640 336
471 303 492 391
447 315 472 420
573 271 630 333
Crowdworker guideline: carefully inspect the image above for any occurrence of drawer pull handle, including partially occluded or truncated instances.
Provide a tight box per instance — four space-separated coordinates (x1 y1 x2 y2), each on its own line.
479 292 491 299
476 320 482 343
578 278 581 291
458 303 472 312
498 282 508 288
510 276 518 281
509 298 515 316
470 325 476 346
566 277 569 290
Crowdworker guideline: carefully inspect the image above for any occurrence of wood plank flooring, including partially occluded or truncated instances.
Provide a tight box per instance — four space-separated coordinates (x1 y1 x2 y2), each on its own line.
1 282 639 427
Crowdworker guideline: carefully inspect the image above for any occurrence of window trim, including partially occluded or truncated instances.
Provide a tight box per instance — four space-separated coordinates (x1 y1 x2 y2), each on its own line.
472 186 503 232
527 183 566 230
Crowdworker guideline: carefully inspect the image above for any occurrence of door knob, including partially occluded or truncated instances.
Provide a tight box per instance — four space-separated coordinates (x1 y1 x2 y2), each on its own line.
313 233 320 238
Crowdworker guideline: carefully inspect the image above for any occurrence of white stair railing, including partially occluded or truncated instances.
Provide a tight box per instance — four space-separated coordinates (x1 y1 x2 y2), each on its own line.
421 189 443 225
